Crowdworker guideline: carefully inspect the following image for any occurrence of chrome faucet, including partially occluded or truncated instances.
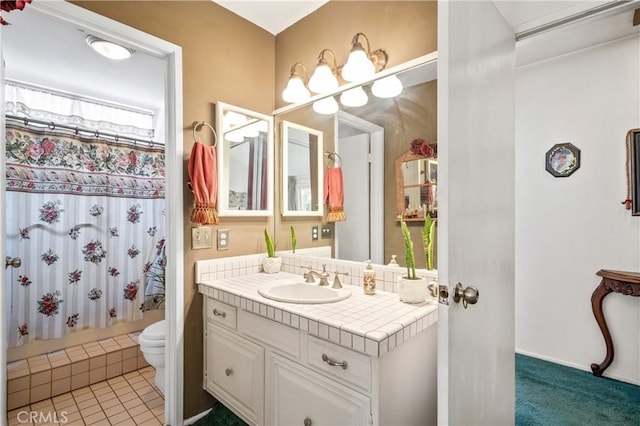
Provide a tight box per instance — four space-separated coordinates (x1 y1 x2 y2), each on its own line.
302 264 330 286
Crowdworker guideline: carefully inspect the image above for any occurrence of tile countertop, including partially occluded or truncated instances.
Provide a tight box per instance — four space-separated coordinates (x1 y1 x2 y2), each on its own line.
198 272 438 358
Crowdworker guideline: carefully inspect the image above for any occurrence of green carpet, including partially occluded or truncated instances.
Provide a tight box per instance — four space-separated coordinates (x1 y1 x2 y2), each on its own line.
192 403 247 426
516 353 640 426
195 354 640 425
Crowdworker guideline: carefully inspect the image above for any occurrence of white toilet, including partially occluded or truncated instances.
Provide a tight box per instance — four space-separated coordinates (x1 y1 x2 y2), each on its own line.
138 320 166 394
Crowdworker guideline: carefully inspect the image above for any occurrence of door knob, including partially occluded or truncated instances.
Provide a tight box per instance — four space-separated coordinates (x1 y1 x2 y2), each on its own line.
5 257 21 269
453 283 479 309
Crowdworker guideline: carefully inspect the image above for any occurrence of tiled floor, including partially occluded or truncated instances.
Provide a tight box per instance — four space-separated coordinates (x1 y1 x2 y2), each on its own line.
7 367 164 426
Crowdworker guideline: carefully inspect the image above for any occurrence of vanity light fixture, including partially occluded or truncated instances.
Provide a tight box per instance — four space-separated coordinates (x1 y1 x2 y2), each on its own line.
86 35 133 60
313 96 339 115
371 75 403 98
282 62 311 103
341 32 388 82
340 86 368 108
308 49 339 94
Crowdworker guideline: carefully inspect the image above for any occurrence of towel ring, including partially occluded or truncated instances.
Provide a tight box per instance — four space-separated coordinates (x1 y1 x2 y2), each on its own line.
324 151 342 167
192 121 217 147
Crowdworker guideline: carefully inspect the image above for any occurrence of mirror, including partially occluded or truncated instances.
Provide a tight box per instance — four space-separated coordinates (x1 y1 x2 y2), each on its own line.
281 121 324 216
274 56 438 267
216 102 274 216
396 150 438 220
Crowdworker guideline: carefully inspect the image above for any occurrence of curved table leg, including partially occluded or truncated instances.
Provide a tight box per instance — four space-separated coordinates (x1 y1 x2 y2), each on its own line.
590 280 614 376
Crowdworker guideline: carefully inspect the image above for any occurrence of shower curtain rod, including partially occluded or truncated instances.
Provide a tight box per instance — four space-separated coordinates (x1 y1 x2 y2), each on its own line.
5 114 157 146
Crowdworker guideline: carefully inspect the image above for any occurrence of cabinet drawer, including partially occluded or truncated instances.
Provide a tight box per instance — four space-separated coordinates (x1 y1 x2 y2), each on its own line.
206 298 237 330
307 335 372 393
238 309 299 359
268 352 371 426
206 323 264 425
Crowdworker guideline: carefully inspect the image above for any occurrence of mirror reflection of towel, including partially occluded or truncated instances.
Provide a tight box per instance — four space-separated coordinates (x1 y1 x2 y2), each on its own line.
324 167 346 222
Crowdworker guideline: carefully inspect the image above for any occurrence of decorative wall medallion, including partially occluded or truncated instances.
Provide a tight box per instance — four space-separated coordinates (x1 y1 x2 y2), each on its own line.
546 143 581 177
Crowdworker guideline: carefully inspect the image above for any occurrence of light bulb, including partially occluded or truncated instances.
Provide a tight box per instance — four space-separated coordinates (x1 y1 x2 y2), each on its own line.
342 48 375 82
225 130 244 143
340 87 368 108
313 97 339 115
371 75 403 98
308 63 338 94
282 77 310 103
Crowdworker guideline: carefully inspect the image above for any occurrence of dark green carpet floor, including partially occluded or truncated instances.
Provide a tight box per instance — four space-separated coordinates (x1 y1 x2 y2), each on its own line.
193 354 640 425
192 403 247 426
516 353 640 426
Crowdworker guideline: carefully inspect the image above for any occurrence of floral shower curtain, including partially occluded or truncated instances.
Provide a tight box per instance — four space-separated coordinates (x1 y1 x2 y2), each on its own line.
5 84 165 348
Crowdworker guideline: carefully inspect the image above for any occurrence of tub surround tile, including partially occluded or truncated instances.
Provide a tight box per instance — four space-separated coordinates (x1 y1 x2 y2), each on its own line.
7 389 30 411
51 377 71 397
7 360 30 380
29 382 51 403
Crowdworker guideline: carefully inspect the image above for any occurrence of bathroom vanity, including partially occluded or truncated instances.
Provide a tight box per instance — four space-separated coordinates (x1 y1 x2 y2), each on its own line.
198 260 438 426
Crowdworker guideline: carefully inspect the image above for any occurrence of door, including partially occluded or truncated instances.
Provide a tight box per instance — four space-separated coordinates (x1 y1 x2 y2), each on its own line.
335 133 370 261
0 27 6 418
335 111 384 264
437 1 515 425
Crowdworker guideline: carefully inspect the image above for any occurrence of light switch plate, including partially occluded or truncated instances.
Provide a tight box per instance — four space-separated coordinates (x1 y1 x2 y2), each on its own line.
191 227 213 249
321 224 332 239
217 229 229 250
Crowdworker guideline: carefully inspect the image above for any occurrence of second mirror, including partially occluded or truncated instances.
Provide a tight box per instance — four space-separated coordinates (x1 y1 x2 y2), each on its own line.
281 120 323 216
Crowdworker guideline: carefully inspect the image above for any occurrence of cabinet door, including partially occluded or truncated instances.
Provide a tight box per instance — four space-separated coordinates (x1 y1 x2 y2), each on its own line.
267 353 370 426
206 322 264 425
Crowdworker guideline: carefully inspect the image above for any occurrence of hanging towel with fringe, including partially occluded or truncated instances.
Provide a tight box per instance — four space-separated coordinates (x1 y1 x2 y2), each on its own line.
188 140 219 224
324 167 346 222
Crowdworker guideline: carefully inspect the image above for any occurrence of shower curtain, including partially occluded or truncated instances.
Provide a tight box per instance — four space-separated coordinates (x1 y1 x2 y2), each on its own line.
4 83 166 348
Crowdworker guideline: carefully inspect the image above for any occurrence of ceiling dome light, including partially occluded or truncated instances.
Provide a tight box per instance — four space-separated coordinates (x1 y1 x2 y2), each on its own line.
86 35 133 60
313 96 339 115
371 75 403 98
340 87 368 108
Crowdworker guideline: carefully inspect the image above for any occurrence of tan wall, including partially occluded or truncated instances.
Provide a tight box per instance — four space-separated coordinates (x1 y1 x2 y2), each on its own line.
72 1 275 417
275 1 438 110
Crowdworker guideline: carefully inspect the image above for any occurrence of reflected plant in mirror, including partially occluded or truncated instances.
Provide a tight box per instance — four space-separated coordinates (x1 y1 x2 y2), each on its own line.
216 102 274 217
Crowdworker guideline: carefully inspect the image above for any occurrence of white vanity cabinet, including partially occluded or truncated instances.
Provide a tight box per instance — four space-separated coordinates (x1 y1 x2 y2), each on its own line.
202 295 437 426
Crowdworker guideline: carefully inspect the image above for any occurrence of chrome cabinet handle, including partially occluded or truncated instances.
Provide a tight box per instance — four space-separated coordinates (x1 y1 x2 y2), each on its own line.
225 368 232 376
304 417 312 426
321 353 348 370
213 308 227 318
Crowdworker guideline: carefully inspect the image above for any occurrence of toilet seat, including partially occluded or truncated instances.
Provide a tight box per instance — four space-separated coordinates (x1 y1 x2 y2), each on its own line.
141 319 165 340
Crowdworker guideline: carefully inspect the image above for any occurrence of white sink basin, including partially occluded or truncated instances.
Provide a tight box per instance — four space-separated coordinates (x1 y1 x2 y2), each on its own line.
258 282 351 304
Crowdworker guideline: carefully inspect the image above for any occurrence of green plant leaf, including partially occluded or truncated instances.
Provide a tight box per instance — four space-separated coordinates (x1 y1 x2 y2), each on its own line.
290 226 297 254
264 228 275 258
400 218 416 279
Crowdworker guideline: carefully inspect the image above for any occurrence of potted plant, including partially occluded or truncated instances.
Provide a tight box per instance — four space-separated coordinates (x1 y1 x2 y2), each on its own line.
398 219 428 303
262 228 281 273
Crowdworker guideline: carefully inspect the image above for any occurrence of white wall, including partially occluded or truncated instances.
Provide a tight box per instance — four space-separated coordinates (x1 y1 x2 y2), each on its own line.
516 35 640 384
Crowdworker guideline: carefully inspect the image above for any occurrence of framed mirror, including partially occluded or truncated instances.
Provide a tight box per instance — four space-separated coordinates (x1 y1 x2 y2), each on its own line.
632 130 640 216
395 148 438 221
281 120 324 216
216 102 274 216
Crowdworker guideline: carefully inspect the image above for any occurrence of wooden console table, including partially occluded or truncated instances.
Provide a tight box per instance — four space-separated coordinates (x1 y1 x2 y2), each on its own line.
590 269 640 376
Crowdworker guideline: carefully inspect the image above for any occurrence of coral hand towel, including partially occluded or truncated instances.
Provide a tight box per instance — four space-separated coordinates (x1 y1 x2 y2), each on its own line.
324 167 346 222
187 141 219 225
